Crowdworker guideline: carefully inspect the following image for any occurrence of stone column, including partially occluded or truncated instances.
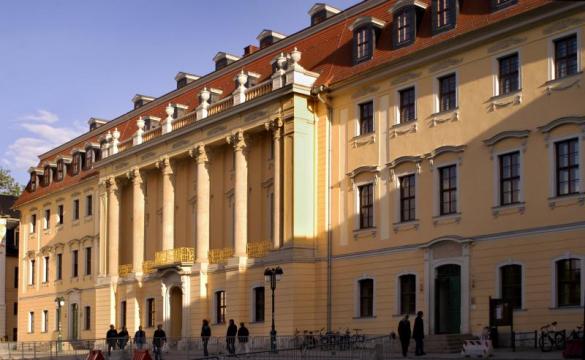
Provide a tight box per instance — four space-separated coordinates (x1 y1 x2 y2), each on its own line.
98 180 108 276
158 157 175 251
266 119 283 249
130 168 145 274
192 145 210 264
107 177 120 276
227 130 248 258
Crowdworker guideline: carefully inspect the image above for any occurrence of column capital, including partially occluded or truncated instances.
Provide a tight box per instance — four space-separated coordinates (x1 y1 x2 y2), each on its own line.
264 118 283 140
106 176 118 192
156 156 173 175
189 144 209 164
127 167 143 185
226 129 247 152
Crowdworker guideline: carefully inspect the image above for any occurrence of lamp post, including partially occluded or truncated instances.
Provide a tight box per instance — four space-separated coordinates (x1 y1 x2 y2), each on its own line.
264 266 283 353
54 296 65 352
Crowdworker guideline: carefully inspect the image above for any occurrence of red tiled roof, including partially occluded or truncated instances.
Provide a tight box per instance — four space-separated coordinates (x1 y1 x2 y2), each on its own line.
15 0 555 207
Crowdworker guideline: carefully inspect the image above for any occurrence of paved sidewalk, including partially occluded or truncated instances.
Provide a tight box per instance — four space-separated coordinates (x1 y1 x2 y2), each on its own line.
403 349 565 359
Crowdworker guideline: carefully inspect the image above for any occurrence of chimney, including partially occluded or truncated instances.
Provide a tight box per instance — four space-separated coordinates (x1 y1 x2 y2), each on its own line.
175 72 201 89
88 117 108 131
132 94 155 109
308 3 341 26
213 52 241 71
257 30 286 49
244 45 259 57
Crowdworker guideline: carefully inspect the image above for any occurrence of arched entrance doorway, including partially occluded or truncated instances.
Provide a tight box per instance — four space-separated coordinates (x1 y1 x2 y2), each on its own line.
169 287 183 339
434 264 461 334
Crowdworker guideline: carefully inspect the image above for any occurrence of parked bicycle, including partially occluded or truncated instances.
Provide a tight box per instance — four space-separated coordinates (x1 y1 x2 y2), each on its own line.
539 321 566 352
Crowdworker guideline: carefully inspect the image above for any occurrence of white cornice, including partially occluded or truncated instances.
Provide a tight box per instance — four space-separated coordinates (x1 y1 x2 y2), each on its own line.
256 29 287 42
348 16 386 31
308 3 341 17
213 52 241 63
389 0 428 13
174 72 200 82
132 94 155 103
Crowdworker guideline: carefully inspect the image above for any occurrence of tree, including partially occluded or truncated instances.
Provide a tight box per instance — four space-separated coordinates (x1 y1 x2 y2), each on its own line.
0 168 22 196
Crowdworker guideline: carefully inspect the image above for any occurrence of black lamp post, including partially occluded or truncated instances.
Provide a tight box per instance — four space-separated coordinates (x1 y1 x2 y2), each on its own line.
264 266 283 353
54 296 65 352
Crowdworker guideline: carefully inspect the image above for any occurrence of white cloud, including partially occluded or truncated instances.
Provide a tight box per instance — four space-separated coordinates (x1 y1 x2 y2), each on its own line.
21 109 59 123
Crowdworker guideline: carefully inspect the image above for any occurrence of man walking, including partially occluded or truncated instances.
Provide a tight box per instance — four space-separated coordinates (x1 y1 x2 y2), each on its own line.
413 311 426 356
134 325 146 350
118 326 129 350
106 325 118 356
226 319 237 355
398 314 412 358
201 319 211 357
237 322 250 354
153 324 167 360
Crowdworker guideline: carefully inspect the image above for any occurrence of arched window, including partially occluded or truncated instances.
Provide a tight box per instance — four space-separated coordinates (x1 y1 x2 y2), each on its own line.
556 258 581 307
358 278 374 317
500 264 522 309
399 274 416 315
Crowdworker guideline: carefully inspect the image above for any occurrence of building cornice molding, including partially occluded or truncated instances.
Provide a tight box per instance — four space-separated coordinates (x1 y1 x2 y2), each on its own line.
425 145 466 160
483 130 531 147
537 115 585 134
387 155 423 169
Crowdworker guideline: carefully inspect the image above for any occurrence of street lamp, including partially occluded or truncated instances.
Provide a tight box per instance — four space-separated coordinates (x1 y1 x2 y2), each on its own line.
54 296 65 352
264 266 283 353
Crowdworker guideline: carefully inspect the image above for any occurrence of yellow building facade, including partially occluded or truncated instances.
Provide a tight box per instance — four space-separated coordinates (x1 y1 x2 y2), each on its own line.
15 0 585 343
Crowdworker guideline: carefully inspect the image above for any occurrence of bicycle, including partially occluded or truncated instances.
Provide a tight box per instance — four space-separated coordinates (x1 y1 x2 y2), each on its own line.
350 328 366 349
539 321 565 352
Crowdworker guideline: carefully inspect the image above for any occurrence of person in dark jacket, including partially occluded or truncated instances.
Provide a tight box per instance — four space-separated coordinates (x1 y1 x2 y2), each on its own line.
201 319 211 357
106 325 118 356
134 326 146 350
118 326 129 350
226 319 237 355
237 322 250 354
398 315 412 358
413 311 425 356
153 324 167 360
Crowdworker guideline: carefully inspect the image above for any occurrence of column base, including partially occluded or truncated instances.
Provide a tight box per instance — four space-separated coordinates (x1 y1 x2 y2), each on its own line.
226 255 250 270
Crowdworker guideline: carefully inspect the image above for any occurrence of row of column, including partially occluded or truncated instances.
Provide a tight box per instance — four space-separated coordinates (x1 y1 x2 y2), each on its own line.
103 122 282 277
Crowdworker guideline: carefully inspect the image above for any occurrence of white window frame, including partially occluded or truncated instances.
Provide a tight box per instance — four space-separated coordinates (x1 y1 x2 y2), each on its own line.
492 147 525 207
354 180 376 230
550 254 585 308
30 214 37 233
212 289 227 324
354 275 376 318
85 247 92 276
28 259 35 285
547 30 581 81
394 83 417 125
547 134 583 198
250 284 266 323
394 171 419 223
72 198 80 221
41 309 48 333
495 260 525 310
432 161 461 216
432 70 459 114
492 49 522 97
42 256 49 283
71 249 79 278
28 311 35 333
85 194 93 217
145 298 155 328
43 208 50 230
395 272 418 315
354 97 376 137
57 203 64 225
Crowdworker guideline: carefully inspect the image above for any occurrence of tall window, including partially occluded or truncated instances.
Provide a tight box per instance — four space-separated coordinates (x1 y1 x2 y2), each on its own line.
394 7 414 48
400 174 416 222
146 298 155 328
439 165 457 215
43 166 51 186
14 267 18 288
30 173 37 191
358 184 374 229
42 310 49 333
43 256 49 283
85 247 92 276
556 138 579 196
499 152 521 205
84 306 91 330
554 34 578 79
253 287 265 323
120 301 127 328
28 312 34 333
354 27 372 64
13 302 17 315
72 153 81 175
399 87 416 123
85 149 93 170
498 53 519 95
358 279 374 317
56 160 64 181
359 101 374 135
399 274 416 315
438 73 457 112
500 264 522 310
73 199 80 220
30 214 37 233
29 259 35 285
432 0 455 33
72 250 79 278
56 253 63 281
215 291 226 324
557 259 581 307
85 195 93 217
57 204 64 225
43 209 50 230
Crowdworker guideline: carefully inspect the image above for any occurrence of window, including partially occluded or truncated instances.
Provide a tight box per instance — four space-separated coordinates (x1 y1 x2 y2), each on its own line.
43 166 51 186
57 204 64 225
72 250 79 278
358 184 374 229
29 259 35 285
358 101 374 135
85 149 93 170
43 256 49 283
30 173 37 191
556 138 580 196
73 199 80 220
14 267 18 288
393 7 415 48
554 34 578 79
13 302 17 315
399 274 416 315
438 73 457 112
399 87 416 123
498 53 520 95
72 153 81 175
28 312 34 333
30 214 37 233
358 278 374 317
146 298 155 328
85 195 93 217
85 247 92 276
400 174 416 222
354 27 372 64
43 209 50 230
120 301 127 328
500 264 522 310
439 165 457 215
557 259 581 307
215 290 226 324
432 0 456 34
491 0 517 11
56 253 63 281
253 287 265 322
42 310 48 333
56 160 64 181
499 152 521 205
84 306 91 330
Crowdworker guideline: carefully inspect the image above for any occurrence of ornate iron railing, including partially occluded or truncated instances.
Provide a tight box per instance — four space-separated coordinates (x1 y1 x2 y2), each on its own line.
142 260 155 274
118 264 133 277
247 241 271 258
208 248 234 264
154 247 196 267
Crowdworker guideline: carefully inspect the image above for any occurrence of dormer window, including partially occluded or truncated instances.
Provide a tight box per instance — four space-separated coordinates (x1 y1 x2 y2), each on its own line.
349 17 386 65
71 152 84 175
491 0 517 11
143 116 161 131
308 3 341 26
56 160 64 182
257 30 286 49
213 52 240 71
390 1 427 49
432 0 456 34
43 166 51 186
30 173 37 191
85 149 93 170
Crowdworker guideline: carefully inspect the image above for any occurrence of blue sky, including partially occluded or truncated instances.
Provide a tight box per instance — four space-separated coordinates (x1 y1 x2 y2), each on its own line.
0 0 357 184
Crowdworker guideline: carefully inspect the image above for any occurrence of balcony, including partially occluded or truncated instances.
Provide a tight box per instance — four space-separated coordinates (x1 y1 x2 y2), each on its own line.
154 247 196 268
119 264 133 277
247 241 271 258
142 260 155 274
208 248 234 264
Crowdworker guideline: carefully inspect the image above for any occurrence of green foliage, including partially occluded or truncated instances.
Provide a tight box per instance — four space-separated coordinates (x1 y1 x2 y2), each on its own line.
0 168 22 196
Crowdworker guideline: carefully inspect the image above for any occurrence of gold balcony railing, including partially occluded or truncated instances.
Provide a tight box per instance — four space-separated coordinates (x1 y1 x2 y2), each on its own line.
142 260 156 274
154 247 196 267
119 264 133 277
247 241 272 258
208 248 234 264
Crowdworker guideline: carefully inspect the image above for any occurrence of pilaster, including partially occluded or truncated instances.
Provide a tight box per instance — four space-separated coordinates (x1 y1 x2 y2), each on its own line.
226 130 248 265
157 156 175 251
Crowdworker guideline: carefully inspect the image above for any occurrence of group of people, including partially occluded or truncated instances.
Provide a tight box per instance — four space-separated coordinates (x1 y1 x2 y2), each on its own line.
105 324 167 360
397 311 426 357
201 319 250 357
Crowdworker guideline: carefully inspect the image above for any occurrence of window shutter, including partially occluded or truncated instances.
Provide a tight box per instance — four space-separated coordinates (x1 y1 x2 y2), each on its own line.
408 8 416 42
352 32 358 64
367 26 374 59
392 16 399 49
431 0 438 32
448 0 457 29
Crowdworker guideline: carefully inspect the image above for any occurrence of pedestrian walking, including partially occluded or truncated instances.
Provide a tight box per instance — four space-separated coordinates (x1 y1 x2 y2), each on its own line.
413 311 426 356
237 322 250 354
118 326 129 350
134 325 146 350
398 314 411 358
153 324 167 360
201 319 211 357
226 319 237 355
106 325 118 356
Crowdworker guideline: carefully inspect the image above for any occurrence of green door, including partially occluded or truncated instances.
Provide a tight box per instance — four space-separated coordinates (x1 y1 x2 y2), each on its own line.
435 265 461 334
